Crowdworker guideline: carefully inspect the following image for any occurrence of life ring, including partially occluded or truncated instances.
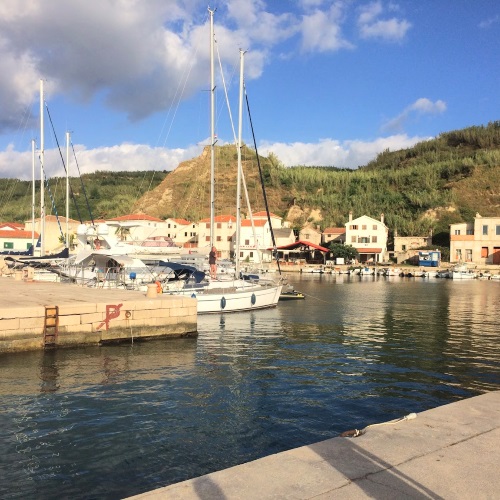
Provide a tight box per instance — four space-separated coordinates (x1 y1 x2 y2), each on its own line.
155 281 162 294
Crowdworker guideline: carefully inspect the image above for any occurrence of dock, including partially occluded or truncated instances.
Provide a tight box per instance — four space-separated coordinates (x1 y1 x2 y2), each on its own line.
0 278 197 353
126 390 500 499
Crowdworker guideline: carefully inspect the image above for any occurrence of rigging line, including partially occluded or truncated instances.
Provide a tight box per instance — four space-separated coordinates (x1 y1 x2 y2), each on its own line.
244 87 282 275
40 161 66 244
70 143 92 224
44 104 83 223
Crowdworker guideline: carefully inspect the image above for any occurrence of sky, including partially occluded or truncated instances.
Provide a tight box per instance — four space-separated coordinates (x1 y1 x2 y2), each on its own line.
0 0 499 180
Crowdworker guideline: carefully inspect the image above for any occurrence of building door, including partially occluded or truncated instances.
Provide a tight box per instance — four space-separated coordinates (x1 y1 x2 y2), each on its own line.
493 247 500 264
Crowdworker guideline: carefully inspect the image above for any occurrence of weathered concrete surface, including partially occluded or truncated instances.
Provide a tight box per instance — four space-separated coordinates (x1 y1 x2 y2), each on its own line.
0 278 197 352
126 391 500 499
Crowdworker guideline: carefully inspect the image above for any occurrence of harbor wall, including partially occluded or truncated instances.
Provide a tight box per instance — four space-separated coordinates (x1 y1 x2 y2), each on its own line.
0 279 197 353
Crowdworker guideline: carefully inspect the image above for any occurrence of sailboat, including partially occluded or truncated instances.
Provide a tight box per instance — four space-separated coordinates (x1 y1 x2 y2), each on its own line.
157 9 282 313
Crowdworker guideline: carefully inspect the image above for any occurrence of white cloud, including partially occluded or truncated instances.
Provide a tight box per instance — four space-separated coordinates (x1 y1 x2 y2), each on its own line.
1 134 431 180
358 1 411 40
259 134 429 169
382 98 447 133
300 4 354 52
0 142 203 180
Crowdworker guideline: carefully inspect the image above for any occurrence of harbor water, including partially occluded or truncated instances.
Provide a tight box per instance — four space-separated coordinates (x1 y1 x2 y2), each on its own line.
1 275 499 499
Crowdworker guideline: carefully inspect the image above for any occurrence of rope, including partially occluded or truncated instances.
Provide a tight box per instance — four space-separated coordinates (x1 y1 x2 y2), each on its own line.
340 413 417 438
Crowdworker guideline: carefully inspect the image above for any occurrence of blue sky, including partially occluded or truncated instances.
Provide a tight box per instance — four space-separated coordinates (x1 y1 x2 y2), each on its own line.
0 0 498 180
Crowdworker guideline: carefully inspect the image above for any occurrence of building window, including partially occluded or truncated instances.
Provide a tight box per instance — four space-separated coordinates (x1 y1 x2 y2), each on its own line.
239 251 244 258
206 223 210 229
359 237 369 244
217 223 222 229
496 225 500 236
456 249 462 260
465 249 472 262
362 225 367 230
3 242 14 249
372 236 378 243
227 236 232 241
373 225 377 230
351 236 356 243
245 239 250 245
402 244 406 251
481 247 489 258
216 236 222 242
466 229 474 235
351 225 358 230
454 230 461 235
206 236 210 242
168 223 171 228
184 232 188 237
249 252 254 258
483 225 488 235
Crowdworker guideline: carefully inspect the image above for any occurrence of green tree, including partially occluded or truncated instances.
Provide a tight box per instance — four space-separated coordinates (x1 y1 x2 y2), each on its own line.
328 243 358 261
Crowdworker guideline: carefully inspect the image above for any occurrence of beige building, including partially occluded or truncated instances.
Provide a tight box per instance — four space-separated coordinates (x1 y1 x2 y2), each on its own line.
197 215 236 259
25 215 80 254
450 214 500 265
322 227 346 245
345 212 388 263
299 225 322 246
393 234 433 264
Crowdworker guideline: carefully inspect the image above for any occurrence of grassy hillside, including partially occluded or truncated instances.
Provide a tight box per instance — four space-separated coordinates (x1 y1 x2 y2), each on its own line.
1 122 499 244
135 122 500 239
0 170 167 223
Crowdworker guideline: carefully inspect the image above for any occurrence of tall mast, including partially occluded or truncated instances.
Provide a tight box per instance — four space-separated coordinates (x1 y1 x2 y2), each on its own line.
209 7 216 248
39 79 45 256
31 139 36 251
235 49 245 276
66 131 70 249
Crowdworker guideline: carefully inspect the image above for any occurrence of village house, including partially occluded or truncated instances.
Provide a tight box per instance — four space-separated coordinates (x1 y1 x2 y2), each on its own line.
450 214 500 265
322 227 346 246
25 215 80 254
345 212 388 263
238 212 295 264
0 223 38 253
197 215 236 260
393 231 433 264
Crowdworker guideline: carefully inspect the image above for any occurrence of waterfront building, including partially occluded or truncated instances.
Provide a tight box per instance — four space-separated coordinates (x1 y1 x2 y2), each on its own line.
393 231 433 264
25 215 80 253
197 215 236 260
450 214 500 265
345 212 388 263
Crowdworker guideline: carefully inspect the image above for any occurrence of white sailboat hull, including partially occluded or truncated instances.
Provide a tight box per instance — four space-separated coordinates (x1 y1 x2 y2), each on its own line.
172 282 283 314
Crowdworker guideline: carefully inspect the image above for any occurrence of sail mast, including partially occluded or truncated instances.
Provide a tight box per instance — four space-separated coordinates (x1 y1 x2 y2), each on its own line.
209 7 216 249
66 131 70 249
39 79 45 256
31 139 35 251
235 49 245 276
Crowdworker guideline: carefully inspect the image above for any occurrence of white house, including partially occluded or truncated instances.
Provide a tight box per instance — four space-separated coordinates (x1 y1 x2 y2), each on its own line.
0 223 38 253
345 212 388 263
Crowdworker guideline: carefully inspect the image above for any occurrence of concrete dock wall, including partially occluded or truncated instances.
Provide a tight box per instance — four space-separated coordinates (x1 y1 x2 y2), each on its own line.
0 279 197 353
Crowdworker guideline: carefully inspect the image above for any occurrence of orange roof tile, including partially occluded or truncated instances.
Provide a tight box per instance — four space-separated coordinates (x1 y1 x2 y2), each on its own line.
241 219 267 227
0 229 39 239
324 227 346 234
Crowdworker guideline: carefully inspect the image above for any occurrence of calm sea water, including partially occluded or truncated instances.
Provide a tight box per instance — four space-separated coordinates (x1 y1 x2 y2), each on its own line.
1 275 499 499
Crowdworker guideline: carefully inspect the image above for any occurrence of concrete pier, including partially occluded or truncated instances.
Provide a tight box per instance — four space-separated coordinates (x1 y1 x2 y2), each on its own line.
127 391 500 499
0 278 197 353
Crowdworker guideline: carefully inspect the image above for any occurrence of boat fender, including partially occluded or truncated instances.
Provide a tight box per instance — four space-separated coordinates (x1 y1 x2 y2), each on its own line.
155 281 162 294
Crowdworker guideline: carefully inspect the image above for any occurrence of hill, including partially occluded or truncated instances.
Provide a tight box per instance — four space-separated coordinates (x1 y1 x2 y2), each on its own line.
1 122 499 244
134 122 500 240
0 170 167 224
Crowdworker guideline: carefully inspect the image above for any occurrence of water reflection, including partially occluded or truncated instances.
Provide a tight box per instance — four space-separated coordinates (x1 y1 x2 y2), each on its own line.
0 278 498 499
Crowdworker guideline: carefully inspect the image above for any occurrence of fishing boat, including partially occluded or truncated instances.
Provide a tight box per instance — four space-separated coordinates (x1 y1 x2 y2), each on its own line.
451 263 477 280
279 285 305 300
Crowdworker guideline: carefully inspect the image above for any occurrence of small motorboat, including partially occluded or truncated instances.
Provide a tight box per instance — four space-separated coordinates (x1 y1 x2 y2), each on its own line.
280 286 305 300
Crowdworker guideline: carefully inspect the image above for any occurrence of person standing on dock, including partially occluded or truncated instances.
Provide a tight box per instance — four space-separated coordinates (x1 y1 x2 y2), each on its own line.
209 246 217 280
